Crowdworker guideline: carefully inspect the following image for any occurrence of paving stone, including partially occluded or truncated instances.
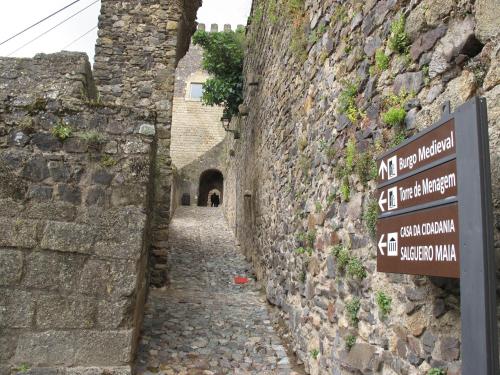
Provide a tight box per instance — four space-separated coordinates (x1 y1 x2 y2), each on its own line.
135 207 304 375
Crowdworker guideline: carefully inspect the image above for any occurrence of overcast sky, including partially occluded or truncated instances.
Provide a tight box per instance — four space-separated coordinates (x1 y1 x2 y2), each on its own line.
0 0 252 63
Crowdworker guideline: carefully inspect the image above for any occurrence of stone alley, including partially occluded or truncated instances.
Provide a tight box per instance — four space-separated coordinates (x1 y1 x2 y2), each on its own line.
135 207 304 375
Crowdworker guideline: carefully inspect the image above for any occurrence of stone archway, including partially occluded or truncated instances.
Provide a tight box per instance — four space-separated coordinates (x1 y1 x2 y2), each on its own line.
198 169 223 206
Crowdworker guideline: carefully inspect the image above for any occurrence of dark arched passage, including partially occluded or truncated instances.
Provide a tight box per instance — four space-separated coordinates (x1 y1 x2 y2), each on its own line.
198 169 223 206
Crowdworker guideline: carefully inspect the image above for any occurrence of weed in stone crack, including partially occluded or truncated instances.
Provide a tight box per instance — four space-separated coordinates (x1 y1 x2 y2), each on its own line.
287 0 304 15
347 258 367 280
298 135 308 151
382 106 406 126
338 80 364 123
315 201 322 213
375 49 390 72
306 230 316 248
375 291 392 319
332 4 349 24
355 151 377 186
300 271 306 283
388 15 409 54
326 192 336 206
345 138 356 173
15 364 30 374
340 176 350 202
81 130 105 145
332 245 350 271
296 232 306 242
364 199 379 239
390 129 407 147
100 155 117 168
310 348 320 359
309 24 327 45
51 122 72 141
268 0 278 24
427 369 446 375
345 297 361 326
345 334 356 351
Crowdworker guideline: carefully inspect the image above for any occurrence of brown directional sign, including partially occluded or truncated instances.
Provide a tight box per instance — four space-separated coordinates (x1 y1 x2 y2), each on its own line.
377 203 460 278
377 159 457 213
377 119 455 184
376 98 498 373
377 116 460 277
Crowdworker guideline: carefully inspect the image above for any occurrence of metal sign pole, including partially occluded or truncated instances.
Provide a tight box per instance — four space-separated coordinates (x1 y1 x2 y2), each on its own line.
455 97 499 374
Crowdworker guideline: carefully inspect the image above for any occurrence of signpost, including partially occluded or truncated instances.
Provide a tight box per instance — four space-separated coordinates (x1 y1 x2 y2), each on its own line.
376 97 498 374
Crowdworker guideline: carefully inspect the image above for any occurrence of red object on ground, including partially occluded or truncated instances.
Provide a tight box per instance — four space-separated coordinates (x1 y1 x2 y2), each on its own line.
234 276 249 284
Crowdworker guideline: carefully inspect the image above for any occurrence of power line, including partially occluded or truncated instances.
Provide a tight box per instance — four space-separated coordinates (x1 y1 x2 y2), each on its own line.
0 0 81 47
7 0 100 57
62 25 98 50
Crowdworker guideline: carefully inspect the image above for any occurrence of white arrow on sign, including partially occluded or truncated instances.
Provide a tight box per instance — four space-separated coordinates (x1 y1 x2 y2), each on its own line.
378 234 386 255
378 191 387 212
378 160 387 179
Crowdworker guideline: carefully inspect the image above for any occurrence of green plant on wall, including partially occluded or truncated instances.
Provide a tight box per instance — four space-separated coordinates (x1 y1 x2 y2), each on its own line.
345 334 356 351
345 297 361 326
252 3 264 26
332 4 349 24
100 155 117 168
375 291 392 319
310 348 320 359
309 24 327 45
15 364 30 373
51 122 72 141
268 0 278 24
286 0 308 63
306 230 316 248
338 80 363 123
355 150 377 186
192 28 244 118
364 199 379 239
382 106 406 126
391 129 407 147
287 0 304 15
315 201 322 213
81 130 105 145
427 369 446 375
375 49 390 72
332 245 350 271
340 175 350 202
345 138 356 173
347 258 367 279
388 15 409 54
381 90 413 130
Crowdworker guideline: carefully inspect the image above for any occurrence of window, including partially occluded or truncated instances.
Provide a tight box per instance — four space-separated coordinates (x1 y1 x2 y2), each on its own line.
189 83 203 100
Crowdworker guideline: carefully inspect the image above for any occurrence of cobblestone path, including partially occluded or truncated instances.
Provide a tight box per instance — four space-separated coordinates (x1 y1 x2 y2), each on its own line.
136 207 303 375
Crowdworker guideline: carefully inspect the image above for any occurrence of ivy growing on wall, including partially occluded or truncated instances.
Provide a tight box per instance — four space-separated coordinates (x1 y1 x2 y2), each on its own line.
192 28 245 119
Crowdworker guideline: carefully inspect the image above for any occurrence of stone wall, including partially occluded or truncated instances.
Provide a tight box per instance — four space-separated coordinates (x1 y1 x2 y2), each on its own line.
0 0 201 371
224 0 499 374
0 52 155 373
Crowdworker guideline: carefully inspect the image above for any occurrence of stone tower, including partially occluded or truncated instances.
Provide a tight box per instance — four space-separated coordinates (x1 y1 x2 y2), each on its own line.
93 0 201 286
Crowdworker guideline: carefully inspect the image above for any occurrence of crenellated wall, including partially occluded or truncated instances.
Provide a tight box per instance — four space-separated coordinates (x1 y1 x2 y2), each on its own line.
224 0 499 373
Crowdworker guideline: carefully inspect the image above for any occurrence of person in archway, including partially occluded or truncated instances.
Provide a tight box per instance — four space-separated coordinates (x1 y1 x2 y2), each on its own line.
213 193 220 207
210 192 218 207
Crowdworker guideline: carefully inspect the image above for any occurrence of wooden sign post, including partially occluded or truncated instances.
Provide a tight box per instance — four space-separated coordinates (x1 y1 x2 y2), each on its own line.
376 97 499 374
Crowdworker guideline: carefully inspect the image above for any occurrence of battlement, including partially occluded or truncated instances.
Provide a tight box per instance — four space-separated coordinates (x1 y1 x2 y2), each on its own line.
197 23 245 32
